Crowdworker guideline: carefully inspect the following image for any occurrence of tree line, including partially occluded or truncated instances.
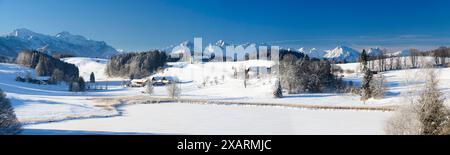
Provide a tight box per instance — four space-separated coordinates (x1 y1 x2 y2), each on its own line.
364 47 450 72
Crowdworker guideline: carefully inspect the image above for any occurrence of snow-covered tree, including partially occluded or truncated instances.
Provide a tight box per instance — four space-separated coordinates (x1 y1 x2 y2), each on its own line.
417 70 448 135
0 88 21 135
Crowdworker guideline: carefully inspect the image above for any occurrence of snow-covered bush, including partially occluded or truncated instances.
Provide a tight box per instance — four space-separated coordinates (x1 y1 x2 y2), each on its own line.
385 105 421 135
0 88 21 135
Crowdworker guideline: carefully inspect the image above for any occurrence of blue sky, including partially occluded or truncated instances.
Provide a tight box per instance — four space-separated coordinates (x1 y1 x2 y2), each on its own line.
1 0 450 51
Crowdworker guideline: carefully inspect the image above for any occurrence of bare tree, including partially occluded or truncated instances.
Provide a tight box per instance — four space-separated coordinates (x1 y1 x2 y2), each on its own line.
370 74 386 99
0 88 21 135
167 82 181 99
145 81 154 95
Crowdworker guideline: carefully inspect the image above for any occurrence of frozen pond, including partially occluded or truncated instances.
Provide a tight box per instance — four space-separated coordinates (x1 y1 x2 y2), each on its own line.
22 103 393 135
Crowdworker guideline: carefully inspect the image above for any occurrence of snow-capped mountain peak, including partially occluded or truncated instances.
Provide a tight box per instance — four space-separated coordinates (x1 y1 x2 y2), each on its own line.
9 28 40 39
324 46 361 62
298 47 327 59
367 47 384 57
215 40 228 47
298 47 305 53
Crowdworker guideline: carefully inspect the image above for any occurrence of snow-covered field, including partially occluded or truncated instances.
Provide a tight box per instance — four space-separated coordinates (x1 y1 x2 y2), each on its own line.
1 57 449 134
0 62 140 124
22 103 392 135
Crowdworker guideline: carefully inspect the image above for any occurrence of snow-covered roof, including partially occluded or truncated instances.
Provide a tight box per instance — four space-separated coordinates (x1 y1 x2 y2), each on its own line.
151 76 179 81
131 79 148 83
35 76 51 80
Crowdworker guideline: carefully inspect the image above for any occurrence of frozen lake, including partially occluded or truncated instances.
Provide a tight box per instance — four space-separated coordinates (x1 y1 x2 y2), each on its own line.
22 103 393 135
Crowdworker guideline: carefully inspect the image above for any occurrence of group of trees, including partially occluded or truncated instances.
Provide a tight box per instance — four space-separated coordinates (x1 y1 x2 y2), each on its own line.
15 50 79 83
15 50 89 92
279 53 344 94
106 50 168 79
427 47 450 66
0 88 21 135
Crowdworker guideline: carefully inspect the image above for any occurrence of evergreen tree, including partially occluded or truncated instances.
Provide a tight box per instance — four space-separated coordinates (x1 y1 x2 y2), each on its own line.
78 77 86 92
273 79 283 98
360 49 368 67
417 71 448 135
361 66 373 101
360 49 373 101
0 88 21 135
90 72 95 83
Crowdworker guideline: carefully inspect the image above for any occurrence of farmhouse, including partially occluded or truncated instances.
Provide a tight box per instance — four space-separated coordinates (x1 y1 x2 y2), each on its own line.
151 76 179 86
130 79 148 87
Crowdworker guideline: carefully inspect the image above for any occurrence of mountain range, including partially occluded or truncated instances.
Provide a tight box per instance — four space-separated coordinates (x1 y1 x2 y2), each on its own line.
167 40 365 62
1 29 412 62
0 28 118 58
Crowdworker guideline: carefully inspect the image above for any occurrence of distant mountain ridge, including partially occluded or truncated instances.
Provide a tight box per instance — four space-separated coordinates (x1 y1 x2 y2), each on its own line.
0 28 118 58
167 40 367 62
